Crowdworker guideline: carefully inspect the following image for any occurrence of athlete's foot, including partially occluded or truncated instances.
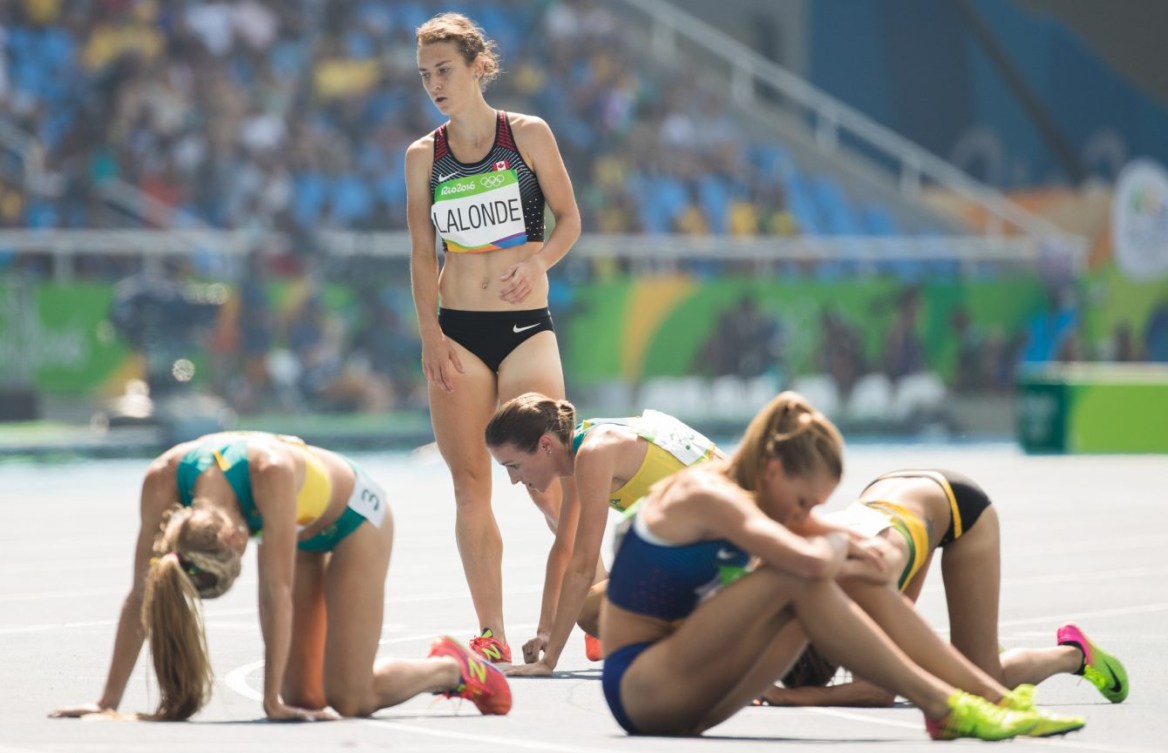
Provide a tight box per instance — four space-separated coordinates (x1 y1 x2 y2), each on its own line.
469 628 512 664
923 691 1037 741
428 636 512 715
999 685 1087 737
584 632 602 662
1057 624 1129 703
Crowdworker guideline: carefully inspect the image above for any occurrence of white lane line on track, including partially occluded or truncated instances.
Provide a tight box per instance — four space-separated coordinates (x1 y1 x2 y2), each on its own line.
223 627 640 753
1000 603 1168 628
806 709 1163 753
806 706 918 730
362 720 637 753
0 584 537 605
0 618 122 635
1016 741 1168 753
0 587 538 633
0 588 125 603
914 567 1168 597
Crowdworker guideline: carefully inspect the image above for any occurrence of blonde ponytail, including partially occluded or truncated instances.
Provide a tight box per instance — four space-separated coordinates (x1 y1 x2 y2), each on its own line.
138 504 244 720
729 391 844 492
140 554 213 721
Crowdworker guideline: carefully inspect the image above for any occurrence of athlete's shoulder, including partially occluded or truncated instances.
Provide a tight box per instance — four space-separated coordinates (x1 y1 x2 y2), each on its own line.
404 134 439 184
506 111 553 139
578 420 639 456
148 444 187 478
406 129 442 161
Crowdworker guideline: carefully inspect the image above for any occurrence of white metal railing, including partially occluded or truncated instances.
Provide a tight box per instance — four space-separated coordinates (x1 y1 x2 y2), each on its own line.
0 118 47 192
0 118 209 232
97 178 215 232
0 229 1084 282
615 0 1085 248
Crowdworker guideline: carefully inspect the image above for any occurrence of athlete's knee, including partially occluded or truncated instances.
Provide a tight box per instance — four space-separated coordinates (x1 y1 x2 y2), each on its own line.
788 572 844 606
838 577 898 606
448 467 492 504
326 686 374 718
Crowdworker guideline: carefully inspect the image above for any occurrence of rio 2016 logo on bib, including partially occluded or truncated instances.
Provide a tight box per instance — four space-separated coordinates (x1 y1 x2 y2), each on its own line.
432 170 528 253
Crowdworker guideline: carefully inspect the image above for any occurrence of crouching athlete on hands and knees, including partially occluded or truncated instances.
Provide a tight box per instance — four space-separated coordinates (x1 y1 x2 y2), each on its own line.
484 392 722 676
50 431 510 722
598 392 1074 740
405 12 581 665
761 469 1128 708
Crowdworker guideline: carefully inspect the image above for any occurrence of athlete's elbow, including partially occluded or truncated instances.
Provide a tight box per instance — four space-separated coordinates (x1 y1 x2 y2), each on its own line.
553 210 582 243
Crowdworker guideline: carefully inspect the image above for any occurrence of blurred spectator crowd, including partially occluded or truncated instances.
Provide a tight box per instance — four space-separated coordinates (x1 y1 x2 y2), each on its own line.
0 0 844 240
2 0 1163 421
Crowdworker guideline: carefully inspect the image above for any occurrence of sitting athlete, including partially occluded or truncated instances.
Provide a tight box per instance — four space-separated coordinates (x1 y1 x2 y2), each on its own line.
51 431 509 721
599 391 1082 740
760 470 1129 707
484 393 722 675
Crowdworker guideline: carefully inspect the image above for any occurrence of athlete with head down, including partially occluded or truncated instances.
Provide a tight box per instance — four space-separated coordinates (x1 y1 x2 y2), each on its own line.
760 469 1128 708
484 392 723 676
50 431 509 721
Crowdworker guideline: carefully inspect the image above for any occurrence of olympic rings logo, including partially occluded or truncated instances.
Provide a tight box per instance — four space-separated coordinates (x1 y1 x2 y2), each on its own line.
479 174 507 189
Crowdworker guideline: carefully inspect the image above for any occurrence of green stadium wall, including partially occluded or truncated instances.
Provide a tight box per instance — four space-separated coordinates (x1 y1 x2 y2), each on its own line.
4 262 1166 396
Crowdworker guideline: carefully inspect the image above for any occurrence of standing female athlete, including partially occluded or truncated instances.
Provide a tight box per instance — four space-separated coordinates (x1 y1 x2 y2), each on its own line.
50 431 510 721
484 393 722 676
761 469 1129 707
598 392 1078 739
405 12 581 664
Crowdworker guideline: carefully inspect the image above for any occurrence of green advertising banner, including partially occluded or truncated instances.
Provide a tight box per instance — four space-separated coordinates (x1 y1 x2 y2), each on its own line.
4 258 1166 406
0 281 131 393
564 275 1049 384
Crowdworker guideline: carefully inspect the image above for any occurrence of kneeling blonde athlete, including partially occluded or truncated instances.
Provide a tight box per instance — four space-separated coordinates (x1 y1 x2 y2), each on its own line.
51 431 509 721
762 469 1128 709
485 393 722 676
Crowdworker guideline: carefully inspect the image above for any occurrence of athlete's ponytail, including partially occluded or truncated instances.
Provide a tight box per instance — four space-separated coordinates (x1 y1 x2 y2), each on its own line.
141 553 213 720
729 391 843 492
486 392 577 452
138 505 244 720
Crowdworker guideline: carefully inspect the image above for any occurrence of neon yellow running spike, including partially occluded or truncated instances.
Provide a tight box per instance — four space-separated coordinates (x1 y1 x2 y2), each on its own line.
999 685 1086 737
1058 624 1129 703
924 691 1037 741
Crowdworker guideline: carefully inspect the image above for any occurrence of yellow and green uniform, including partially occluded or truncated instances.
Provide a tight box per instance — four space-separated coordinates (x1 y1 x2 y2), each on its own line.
174 432 381 552
571 410 720 513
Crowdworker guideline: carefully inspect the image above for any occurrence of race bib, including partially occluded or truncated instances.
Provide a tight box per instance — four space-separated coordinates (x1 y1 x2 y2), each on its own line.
822 503 892 539
637 409 719 467
348 471 387 528
432 170 528 253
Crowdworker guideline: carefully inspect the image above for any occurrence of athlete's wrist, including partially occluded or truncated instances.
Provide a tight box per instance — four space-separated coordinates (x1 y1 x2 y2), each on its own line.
527 249 551 273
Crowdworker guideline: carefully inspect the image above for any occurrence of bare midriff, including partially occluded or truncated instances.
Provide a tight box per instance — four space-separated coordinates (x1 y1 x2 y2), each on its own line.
438 240 549 310
599 600 680 655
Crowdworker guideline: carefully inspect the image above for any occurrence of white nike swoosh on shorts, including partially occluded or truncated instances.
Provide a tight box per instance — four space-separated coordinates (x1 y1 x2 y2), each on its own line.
513 323 540 333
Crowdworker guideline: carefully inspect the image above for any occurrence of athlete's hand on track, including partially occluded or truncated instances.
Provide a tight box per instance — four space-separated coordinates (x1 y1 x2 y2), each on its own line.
49 702 112 719
521 634 548 664
506 659 554 677
421 334 464 393
498 258 542 304
264 701 340 722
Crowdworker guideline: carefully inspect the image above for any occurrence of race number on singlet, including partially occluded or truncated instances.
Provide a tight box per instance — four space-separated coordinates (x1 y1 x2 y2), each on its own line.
432 170 528 253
